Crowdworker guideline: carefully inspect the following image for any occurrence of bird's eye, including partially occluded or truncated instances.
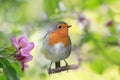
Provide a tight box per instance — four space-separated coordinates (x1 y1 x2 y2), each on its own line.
58 26 61 28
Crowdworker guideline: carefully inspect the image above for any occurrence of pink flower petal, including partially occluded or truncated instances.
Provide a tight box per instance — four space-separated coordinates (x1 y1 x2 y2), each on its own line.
20 62 28 71
23 54 33 63
16 53 33 63
11 36 34 71
16 54 32 71
20 52 30 56
16 54 25 61
20 62 24 71
24 64 29 68
11 36 18 49
17 36 27 45
21 42 34 54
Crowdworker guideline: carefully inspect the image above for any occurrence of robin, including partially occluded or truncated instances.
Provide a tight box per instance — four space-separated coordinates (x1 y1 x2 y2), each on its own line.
42 21 71 73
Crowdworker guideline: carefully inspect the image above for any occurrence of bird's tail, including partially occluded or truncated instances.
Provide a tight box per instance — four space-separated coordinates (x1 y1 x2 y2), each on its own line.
55 61 60 68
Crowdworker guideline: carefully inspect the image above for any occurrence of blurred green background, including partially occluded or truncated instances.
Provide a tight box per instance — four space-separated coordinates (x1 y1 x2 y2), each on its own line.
0 0 120 80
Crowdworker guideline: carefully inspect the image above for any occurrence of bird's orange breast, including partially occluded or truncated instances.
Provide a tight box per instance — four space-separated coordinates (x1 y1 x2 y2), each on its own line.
48 29 70 47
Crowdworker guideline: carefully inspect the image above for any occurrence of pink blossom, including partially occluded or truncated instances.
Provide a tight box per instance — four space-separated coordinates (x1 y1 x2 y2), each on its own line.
11 36 34 71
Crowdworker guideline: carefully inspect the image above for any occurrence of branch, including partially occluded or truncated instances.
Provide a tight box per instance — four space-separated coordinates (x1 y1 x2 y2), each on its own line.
48 63 80 74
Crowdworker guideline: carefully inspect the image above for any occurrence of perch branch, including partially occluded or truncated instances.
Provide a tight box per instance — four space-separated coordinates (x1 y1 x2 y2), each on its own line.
48 63 80 74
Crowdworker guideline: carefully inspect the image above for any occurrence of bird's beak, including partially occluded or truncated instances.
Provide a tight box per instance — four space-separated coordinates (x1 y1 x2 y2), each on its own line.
68 25 71 28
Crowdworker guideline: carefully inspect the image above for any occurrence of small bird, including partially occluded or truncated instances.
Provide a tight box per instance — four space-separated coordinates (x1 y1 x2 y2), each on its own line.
42 21 71 72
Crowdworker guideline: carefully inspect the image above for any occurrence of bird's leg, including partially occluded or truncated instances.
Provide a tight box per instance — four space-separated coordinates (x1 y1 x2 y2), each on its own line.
64 60 68 66
55 61 61 68
55 61 61 71
64 60 69 71
48 60 53 75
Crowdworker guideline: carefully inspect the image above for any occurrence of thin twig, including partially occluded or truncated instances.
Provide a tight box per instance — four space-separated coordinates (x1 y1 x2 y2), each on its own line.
48 63 80 74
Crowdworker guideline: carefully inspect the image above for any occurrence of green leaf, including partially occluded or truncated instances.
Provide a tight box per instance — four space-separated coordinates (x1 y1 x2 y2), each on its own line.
104 46 120 65
0 49 6 54
4 45 15 53
0 75 7 80
109 27 116 35
105 0 117 4
0 58 20 80
83 0 101 10
43 0 58 16
11 62 23 77
108 10 114 19
0 45 15 57
106 36 117 44
90 58 107 74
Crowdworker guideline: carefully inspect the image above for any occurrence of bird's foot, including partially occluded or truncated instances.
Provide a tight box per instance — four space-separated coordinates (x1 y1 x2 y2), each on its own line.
65 63 69 72
48 67 62 75
64 60 69 72
48 68 52 75
55 67 61 71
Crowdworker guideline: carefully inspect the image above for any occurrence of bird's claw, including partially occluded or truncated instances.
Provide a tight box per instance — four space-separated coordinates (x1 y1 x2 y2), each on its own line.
65 63 69 72
48 68 52 75
56 67 61 71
